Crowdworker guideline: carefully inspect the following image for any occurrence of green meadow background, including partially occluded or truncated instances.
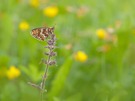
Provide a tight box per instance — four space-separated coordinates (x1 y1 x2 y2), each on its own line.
1 0 135 101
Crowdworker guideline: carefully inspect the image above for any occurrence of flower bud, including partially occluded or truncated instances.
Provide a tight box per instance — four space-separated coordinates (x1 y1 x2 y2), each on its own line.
48 60 56 66
50 52 57 56
47 40 55 45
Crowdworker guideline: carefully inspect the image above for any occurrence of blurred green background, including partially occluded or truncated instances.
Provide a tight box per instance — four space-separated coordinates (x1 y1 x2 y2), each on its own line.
1 0 135 101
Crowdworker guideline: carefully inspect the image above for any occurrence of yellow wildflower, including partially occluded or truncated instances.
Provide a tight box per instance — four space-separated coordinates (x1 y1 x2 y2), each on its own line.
19 21 29 31
6 66 21 80
30 0 39 8
96 29 107 39
43 6 58 17
74 51 88 62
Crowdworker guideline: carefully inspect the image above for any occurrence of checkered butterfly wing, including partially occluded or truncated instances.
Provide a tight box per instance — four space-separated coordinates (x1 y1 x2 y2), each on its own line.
31 27 54 41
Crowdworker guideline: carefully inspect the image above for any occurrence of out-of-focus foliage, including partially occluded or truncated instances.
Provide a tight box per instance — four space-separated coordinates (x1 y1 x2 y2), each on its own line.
0 0 135 101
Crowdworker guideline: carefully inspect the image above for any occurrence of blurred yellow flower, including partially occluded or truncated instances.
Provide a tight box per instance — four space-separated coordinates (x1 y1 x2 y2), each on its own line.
74 51 88 62
30 0 39 8
19 21 29 31
43 6 58 17
6 66 21 80
96 29 107 39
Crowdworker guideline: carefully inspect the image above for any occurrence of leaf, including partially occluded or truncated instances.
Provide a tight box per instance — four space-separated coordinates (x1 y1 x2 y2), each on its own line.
20 65 43 82
48 56 73 100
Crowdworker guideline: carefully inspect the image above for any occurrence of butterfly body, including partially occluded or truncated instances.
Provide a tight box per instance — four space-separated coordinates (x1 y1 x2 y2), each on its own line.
31 27 54 41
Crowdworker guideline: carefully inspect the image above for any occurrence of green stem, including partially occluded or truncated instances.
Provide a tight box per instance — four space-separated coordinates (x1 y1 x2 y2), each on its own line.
40 47 52 101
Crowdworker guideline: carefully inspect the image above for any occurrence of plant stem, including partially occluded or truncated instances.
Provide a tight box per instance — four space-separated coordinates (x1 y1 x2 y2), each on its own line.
40 47 53 101
41 49 52 91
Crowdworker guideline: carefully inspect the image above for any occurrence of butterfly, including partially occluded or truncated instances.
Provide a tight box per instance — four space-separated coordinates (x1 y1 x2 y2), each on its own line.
31 27 54 41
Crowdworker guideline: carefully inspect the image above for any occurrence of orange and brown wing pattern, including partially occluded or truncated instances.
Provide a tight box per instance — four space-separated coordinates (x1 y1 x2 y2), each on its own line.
31 27 54 41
